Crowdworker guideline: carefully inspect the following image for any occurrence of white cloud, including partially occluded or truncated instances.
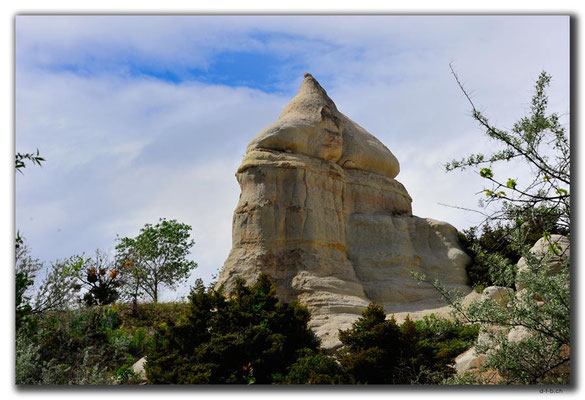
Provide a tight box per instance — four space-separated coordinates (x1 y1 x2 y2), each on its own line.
16 71 288 298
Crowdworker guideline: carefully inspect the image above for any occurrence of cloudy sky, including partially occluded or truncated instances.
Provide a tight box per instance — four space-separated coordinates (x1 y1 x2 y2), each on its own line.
15 15 570 300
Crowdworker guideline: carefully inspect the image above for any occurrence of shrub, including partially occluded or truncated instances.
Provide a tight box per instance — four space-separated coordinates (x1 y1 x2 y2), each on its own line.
459 224 518 291
145 274 320 384
15 333 42 384
337 303 478 384
440 71 571 383
129 327 148 355
273 349 347 384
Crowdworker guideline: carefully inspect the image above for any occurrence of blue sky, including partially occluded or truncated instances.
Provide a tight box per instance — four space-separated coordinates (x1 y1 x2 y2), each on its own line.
40 30 316 91
14 15 570 300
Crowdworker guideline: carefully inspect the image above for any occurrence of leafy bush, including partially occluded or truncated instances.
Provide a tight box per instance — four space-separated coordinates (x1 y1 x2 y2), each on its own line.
273 349 347 384
145 274 320 384
117 302 190 329
15 239 43 331
413 314 480 376
426 234 570 384
129 327 148 355
336 303 478 384
113 363 142 385
15 333 42 384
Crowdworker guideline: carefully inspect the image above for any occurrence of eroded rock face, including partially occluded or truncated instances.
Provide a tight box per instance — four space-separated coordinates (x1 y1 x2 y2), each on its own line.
247 73 401 178
218 74 471 349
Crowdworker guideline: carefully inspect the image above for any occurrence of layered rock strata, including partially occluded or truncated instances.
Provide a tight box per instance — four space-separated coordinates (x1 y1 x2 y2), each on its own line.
218 74 472 349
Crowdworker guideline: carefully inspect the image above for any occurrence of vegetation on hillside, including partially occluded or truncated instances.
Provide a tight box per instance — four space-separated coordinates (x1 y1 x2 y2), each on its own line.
16 302 187 384
16 264 478 385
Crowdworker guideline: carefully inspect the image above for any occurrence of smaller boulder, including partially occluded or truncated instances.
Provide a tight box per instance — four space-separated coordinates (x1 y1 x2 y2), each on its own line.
516 235 569 291
455 346 486 374
132 356 147 383
507 326 532 343
481 286 514 308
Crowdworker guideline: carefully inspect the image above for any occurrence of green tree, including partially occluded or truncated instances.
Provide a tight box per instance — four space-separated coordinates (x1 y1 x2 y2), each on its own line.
273 349 347 384
418 68 571 384
336 303 477 384
15 149 45 326
31 256 81 314
145 274 320 384
16 244 81 320
459 223 520 291
336 303 402 384
115 218 197 303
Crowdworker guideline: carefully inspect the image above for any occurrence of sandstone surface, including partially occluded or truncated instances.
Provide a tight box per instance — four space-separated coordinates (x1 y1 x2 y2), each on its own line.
218 73 472 349
247 73 400 179
455 347 486 375
516 234 570 291
132 357 147 383
481 286 514 308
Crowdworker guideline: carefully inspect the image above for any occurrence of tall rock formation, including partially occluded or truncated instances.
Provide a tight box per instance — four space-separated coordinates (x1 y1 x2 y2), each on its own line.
217 73 472 349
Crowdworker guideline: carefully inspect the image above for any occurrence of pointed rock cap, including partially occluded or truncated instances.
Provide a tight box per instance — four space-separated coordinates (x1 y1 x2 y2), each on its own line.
278 73 339 119
246 73 400 179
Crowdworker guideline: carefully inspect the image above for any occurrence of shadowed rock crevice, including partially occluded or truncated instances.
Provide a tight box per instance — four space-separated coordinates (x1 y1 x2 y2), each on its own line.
218 74 472 349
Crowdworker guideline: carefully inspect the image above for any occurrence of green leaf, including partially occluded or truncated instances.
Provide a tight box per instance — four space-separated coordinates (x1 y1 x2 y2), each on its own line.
479 168 493 179
506 179 517 189
548 243 561 256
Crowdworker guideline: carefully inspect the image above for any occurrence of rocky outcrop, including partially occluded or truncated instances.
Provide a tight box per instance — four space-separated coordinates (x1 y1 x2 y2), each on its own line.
217 73 472 349
516 234 570 291
481 286 514 308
